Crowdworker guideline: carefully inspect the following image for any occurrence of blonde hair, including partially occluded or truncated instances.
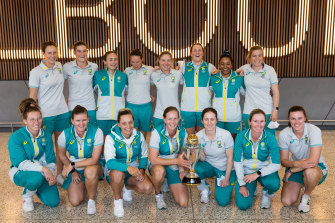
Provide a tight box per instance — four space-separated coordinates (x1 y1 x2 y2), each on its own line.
246 45 264 63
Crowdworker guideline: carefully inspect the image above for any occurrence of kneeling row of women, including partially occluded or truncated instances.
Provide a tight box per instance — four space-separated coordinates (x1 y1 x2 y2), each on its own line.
8 99 328 217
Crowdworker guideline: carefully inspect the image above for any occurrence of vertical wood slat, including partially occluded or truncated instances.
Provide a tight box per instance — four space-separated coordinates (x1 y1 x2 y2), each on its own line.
0 0 334 80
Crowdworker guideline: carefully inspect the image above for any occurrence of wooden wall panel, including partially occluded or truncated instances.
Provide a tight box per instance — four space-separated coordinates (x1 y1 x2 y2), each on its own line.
0 0 334 80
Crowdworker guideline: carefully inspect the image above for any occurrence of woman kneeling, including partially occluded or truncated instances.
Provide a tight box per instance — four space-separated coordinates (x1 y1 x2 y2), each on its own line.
149 106 190 209
104 108 153 218
8 98 59 212
279 106 328 213
58 105 104 215
234 109 281 210
195 108 236 206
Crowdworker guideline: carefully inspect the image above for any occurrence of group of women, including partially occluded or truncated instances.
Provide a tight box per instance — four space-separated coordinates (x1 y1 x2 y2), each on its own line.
7 40 328 217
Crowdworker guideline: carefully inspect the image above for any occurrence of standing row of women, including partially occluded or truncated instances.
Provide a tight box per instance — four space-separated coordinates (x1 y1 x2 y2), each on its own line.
8 100 328 216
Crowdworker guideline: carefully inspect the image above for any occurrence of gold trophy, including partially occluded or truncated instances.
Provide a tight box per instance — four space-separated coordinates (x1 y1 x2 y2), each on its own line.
182 134 202 185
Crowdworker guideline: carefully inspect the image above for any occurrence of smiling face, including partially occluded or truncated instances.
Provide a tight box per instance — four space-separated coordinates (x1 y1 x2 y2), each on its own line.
289 111 306 133
191 44 204 63
250 49 264 68
104 53 118 72
202 111 218 132
249 113 266 135
43 46 58 67
118 114 134 139
163 110 180 132
219 57 233 76
159 54 172 73
75 45 88 64
23 111 42 136
72 113 89 136
130 55 143 70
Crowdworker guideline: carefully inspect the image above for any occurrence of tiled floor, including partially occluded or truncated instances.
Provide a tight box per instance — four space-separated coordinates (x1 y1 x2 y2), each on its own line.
0 131 334 222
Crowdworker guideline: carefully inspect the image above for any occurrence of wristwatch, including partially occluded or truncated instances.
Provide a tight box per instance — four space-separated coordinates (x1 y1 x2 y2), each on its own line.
274 107 279 110
71 161 75 167
257 170 262 176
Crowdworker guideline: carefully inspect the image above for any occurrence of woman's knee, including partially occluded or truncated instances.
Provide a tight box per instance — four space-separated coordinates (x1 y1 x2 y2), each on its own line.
25 172 45 190
44 195 60 207
84 166 99 181
215 194 230 207
110 170 125 184
303 168 322 182
236 199 252 210
69 194 85 206
176 196 188 207
137 180 153 194
281 195 297 207
151 166 166 181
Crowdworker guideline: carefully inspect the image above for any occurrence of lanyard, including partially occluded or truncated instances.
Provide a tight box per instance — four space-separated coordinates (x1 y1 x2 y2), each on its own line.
71 129 87 160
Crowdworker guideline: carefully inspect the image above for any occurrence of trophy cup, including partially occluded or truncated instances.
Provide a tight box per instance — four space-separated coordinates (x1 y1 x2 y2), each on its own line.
182 134 202 185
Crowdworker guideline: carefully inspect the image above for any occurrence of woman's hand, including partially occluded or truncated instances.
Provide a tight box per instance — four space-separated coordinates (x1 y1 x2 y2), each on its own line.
71 171 82 184
176 151 191 168
153 66 160 72
243 173 259 183
127 166 144 181
284 170 293 183
239 186 249 197
211 69 220 75
235 69 245 76
270 109 278 122
62 163 74 178
179 169 186 181
296 159 316 169
42 167 56 186
220 177 230 187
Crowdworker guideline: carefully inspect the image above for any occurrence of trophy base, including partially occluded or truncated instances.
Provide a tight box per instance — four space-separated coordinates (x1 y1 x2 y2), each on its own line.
182 176 201 185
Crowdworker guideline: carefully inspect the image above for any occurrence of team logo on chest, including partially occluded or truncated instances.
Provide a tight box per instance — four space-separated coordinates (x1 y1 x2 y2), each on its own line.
74 70 78 75
261 71 266 78
88 69 92 75
260 142 266 150
23 140 28 145
102 76 106 81
70 140 75 145
217 140 222 148
171 76 175 83
232 79 236 85
57 68 62 74
87 138 92 146
117 76 121 83
41 138 46 146
143 70 147 75
305 136 309 144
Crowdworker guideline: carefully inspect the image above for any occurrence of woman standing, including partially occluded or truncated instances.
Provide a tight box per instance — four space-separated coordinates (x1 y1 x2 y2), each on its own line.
58 105 104 215
279 106 328 213
124 49 154 138
239 46 280 135
210 51 244 138
195 108 236 206
63 41 99 125
8 98 59 212
104 108 153 218
29 41 69 185
151 51 184 128
149 106 190 209
93 51 128 136
234 109 281 210
180 43 216 135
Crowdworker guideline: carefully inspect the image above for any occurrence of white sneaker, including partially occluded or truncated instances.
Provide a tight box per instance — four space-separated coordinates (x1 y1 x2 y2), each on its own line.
56 174 64 186
22 197 34 212
200 190 209 204
161 178 170 193
87 199 96 215
260 190 274 209
298 194 310 213
122 185 132 202
113 199 124 218
155 193 167 210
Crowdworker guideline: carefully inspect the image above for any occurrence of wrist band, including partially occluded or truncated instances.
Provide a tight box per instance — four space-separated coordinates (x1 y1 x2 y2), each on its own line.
70 167 76 174
71 161 75 167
